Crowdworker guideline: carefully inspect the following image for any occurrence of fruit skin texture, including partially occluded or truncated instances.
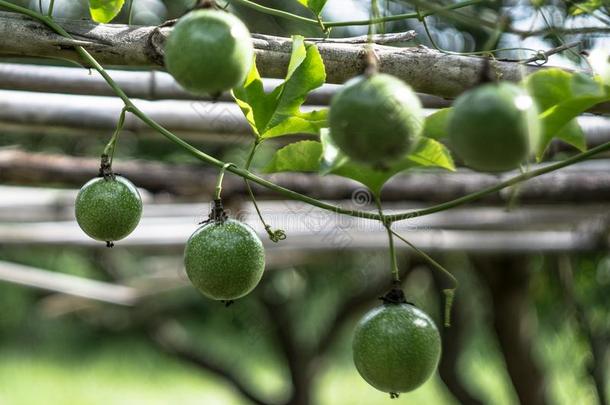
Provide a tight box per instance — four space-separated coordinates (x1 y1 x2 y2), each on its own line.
164 10 254 95
184 219 265 300
75 176 143 242
352 303 441 394
448 82 541 172
329 73 423 165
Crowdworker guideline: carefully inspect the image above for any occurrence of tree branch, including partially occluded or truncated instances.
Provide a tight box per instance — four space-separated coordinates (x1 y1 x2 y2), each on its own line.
474 256 549 405
3 149 610 203
0 11 545 99
148 323 273 405
557 256 609 405
259 297 311 405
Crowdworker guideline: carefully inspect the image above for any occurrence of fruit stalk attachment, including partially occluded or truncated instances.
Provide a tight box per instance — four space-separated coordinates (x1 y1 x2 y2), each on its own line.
99 107 128 179
244 142 286 243
391 230 457 327
379 281 408 305
206 162 235 224
374 196 400 283
194 0 218 10
363 47 379 77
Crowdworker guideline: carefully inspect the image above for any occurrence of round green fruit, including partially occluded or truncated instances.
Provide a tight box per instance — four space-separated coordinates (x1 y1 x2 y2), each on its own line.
352 303 441 394
184 219 265 300
164 9 254 95
329 73 423 165
75 176 143 243
448 82 540 172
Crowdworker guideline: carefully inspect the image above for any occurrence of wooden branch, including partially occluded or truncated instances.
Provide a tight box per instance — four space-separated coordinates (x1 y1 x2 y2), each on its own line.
0 11 545 98
0 62 452 109
2 149 610 204
0 89 607 142
0 89 253 140
0 215 607 253
511 26 610 38
0 260 137 305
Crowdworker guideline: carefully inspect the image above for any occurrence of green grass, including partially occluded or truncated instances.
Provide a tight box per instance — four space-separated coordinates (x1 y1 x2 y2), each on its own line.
0 324 602 405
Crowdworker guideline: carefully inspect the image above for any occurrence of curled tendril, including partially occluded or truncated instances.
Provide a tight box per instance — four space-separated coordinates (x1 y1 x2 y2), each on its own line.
265 225 287 243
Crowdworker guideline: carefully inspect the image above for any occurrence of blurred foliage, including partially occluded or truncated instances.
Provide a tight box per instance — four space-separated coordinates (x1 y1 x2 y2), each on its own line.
0 246 608 403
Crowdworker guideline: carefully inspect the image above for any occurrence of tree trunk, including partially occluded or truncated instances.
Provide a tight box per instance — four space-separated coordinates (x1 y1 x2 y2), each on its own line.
474 255 548 405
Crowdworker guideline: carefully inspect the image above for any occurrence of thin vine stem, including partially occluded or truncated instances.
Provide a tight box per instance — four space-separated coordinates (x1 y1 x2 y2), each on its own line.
102 107 128 167
215 163 234 200
391 229 456 326
127 0 134 25
375 196 399 282
418 9 542 62
2 0 610 225
229 0 482 28
47 0 54 17
244 141 286 242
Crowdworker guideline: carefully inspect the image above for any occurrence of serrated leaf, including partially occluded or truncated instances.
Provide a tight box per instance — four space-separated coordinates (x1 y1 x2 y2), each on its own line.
264 140 322 173
523 68 608 159
320 130 454 196
422 108 452 140
232 36 327 140
89 0 124 23
297 0 328 15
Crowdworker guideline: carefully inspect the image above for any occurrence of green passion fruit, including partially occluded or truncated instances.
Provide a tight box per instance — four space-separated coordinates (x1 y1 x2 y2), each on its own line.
164 9 254 95
184 219 265 301
448 82 541 172
352 303 441 395
329 73 423 165
75 176 143 243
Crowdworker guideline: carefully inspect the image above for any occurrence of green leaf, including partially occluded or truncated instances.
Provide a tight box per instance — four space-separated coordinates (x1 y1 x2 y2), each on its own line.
264 140 323 173
89 0 125 23
233 36 327 140
320 130 454 196
422 108 452 140
296 0 328 15
569 0 601 15
524 68 609 159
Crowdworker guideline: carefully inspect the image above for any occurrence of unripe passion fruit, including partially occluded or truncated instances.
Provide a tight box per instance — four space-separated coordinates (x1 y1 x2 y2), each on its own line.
164 9 254 95
448 82 541 172
75 176 143 243
352 303 441 394
184 219 265 300
329 73 423 165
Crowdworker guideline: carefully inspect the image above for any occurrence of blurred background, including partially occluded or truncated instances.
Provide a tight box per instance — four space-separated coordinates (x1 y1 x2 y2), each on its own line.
0 0 609 404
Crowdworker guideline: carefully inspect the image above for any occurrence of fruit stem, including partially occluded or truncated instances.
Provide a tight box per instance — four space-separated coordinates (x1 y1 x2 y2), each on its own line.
391 229 457 327
229 0 482 28
208 198 227 223
194 0 217 9
374 195 400 283
244 141 286 243
46 0 54 17
126 0 134 25
363 47 379 76
215 162 235 200
102 107 128 168
380 285 407 305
